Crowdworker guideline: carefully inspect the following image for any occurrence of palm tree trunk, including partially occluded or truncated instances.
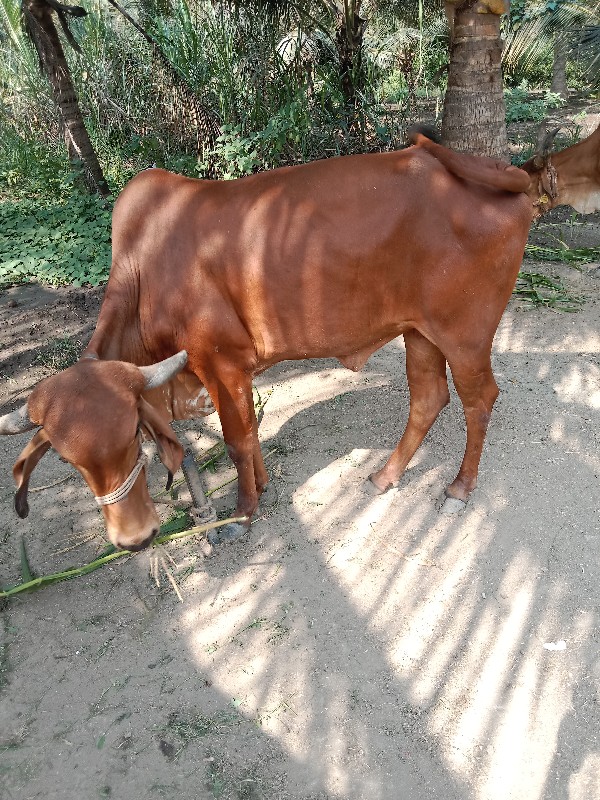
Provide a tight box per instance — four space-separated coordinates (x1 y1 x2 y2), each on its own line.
551 34 569 99
442 0 508 159
23 0 110 197
333 0 367 139
334 1 365 108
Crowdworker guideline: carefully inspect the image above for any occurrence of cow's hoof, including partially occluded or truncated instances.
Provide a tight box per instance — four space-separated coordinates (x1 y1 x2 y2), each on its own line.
365 475 391 495
440 496 467 515
207 521 249 546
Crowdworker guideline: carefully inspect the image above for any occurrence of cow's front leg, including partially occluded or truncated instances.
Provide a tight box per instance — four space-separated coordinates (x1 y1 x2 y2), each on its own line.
202 364 265 544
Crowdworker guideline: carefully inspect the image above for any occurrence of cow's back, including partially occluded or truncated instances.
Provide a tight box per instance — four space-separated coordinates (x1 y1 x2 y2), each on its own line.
102 151 532 369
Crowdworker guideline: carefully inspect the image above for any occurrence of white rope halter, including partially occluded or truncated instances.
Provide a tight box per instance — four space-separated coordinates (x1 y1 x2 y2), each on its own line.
94 450 148 506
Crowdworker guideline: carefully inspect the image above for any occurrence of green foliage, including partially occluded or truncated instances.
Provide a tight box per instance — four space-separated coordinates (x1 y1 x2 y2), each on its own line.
0 0 597 289
504 84 565 122
198 125 262 180
379 69 408 103
0 192 112 288
198 99 314 179
505 0 600 90
0 131 73 197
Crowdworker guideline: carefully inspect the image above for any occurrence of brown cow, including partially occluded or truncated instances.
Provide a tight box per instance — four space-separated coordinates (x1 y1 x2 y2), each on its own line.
1 125 599 550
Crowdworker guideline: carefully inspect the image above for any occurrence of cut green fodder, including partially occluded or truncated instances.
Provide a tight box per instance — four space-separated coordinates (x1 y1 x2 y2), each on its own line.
0 515 245 600
149 543 193 603
524 244 600 265
514 271 583 312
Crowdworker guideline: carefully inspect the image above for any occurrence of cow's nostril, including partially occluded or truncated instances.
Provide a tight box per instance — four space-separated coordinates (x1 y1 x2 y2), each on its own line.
117 529 158 552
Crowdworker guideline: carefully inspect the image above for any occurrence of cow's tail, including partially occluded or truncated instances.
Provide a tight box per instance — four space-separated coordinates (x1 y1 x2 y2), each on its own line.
407 125 531 194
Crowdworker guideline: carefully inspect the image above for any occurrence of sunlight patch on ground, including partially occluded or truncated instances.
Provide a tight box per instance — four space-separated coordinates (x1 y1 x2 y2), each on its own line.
255 366 389 438
495 313 600 354
549 416 600 476
553 362 600 409
483 608 594 800
569 752 600 800
279 450 595 800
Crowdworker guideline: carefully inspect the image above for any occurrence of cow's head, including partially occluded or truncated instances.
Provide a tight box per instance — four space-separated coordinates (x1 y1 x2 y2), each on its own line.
0 351 193 551
522 124 600 216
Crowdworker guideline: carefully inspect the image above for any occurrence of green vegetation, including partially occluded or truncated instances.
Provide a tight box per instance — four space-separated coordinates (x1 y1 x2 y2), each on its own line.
0 191 111 288
514 271 584 311
524 243 600 264
504 84 565 123
0 0 598 289
0 513 245 600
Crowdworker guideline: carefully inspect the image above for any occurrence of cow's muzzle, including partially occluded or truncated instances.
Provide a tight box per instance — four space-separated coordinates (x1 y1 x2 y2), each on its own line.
117 527 159 552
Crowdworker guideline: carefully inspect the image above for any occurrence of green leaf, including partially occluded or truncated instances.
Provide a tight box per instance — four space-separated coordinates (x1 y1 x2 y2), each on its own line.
19 536 35 583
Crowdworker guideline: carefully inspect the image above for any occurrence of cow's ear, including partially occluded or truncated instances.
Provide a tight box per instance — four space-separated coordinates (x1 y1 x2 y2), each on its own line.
13 429 52 518
138 397 184 476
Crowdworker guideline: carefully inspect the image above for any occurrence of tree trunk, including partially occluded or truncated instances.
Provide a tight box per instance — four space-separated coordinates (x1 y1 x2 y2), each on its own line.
334 2 365 107
333 0 367 138
23 0 110 197
442 0 508 159
551 34 569 100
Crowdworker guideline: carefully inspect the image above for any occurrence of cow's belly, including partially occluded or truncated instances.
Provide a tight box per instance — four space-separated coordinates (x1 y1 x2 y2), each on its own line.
250 305 411 372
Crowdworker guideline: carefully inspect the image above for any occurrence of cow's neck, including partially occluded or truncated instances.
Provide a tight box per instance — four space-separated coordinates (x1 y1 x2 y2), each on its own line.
546 129 600 215
84 290 152 366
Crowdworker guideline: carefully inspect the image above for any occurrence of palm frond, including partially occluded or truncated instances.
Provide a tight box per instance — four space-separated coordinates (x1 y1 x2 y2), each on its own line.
0 0 24 51
504 0 600 88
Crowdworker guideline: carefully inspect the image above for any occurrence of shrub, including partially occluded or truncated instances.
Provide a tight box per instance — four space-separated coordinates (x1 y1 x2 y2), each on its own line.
504 83 565 122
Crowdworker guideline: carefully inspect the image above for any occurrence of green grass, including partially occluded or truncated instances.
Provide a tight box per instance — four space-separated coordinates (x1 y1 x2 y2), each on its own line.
0 192 112 288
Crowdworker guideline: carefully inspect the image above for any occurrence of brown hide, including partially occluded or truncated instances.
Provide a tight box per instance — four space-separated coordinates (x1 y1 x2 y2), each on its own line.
13 429 52 518
7 126 599 548
409 132 531 193
137 396 185 477
84 137 537 538
522 125 600 216
15 360 171 548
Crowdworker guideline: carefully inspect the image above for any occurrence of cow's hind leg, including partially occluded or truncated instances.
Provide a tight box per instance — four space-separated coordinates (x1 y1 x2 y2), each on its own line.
441 352 499 513
369 329 450 493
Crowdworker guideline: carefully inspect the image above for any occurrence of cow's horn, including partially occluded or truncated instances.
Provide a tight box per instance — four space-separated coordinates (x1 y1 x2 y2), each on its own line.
139 350 188 390
0 404 38 435
535 125 561 156
542 126 560 153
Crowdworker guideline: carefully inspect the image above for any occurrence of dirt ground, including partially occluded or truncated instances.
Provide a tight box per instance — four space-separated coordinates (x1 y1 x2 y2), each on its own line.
1 132 600 800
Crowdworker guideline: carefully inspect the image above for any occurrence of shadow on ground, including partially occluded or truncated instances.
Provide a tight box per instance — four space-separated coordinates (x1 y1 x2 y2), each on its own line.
1 287 599 800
